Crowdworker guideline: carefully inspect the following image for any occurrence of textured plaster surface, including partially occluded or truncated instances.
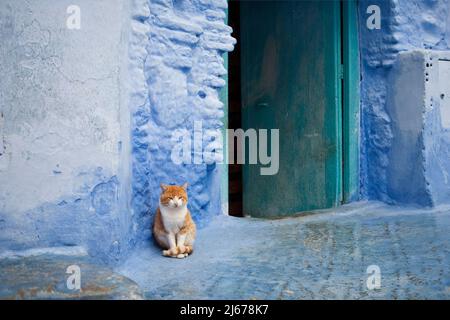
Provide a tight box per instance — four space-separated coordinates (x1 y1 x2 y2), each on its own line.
129 0 235 247
118 202 450 299
0 0 132 263
0 0 234 264
386 50 450 206
359 0 450 204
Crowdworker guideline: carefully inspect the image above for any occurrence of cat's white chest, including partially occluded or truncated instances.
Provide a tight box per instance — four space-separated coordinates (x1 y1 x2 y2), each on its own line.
160 205 187 234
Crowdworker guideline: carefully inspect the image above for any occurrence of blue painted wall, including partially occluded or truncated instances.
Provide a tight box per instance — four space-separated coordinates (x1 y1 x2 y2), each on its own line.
0 0 133 264
130 0 235 245
358 0 450 205
0 0 234 263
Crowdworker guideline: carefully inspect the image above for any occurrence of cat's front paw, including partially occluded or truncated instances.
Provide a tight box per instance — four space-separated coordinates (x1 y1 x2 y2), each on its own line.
177 245 186 254
177 245 193 255
162 247 179 257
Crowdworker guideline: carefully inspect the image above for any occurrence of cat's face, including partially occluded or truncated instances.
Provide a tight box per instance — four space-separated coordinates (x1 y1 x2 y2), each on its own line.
159 183 188 209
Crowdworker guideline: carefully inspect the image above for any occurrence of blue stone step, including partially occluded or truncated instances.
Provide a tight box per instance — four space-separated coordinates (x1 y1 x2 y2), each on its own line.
0 254 143 300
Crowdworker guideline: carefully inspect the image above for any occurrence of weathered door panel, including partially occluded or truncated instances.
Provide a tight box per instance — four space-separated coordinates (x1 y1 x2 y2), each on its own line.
240 0 342 217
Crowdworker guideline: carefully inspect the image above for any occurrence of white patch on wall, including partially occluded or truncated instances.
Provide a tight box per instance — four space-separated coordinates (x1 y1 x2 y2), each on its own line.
438 59 450 129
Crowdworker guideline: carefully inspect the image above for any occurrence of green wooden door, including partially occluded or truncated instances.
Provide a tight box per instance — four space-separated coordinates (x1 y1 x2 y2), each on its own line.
240 0 342 217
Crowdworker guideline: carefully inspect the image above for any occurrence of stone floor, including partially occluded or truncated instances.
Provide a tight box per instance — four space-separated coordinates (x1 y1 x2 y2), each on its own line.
1 201 450 299
117 201 450 299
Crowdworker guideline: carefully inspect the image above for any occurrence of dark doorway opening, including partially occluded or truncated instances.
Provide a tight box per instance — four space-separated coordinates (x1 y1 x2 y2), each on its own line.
227 0 243 217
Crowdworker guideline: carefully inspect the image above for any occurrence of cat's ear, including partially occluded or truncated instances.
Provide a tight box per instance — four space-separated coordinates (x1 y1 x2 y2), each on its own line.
182 182 188 190
160 183 168 191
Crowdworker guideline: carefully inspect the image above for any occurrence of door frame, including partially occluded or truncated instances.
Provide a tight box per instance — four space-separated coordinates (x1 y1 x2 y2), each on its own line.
342 0 360 202
222 0 360 215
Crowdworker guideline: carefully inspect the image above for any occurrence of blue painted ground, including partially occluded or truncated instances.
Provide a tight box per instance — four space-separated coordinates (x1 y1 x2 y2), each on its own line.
117 201 450 299
1 201 449 299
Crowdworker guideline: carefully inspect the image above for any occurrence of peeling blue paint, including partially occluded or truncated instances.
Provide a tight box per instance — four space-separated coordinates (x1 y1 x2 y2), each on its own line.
0 171 127 263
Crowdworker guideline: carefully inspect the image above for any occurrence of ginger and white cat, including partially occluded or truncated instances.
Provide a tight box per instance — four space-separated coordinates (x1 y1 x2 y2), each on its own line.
153 183 196 259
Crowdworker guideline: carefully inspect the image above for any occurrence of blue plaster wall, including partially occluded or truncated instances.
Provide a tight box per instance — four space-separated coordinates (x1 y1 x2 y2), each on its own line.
130 0 235 244
358 0 450 204
0 0 234 264
385 49 450 206
0 0 133 264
